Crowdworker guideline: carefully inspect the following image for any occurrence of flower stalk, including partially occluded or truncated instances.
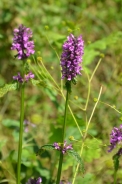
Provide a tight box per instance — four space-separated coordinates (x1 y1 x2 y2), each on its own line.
11 24 35 184
56 33 84 184
56 84 70 184
16 61 25 184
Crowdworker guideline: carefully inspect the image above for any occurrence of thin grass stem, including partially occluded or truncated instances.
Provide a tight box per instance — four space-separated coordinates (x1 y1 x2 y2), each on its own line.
72 86 102 184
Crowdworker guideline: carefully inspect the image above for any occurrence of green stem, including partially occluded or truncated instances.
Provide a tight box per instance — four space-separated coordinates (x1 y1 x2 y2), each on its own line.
62 89 69 142
114 171 117 184
56 89 69 184
17 64 25 184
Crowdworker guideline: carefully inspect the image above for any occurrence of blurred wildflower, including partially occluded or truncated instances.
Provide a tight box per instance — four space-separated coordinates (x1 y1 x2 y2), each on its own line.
11 24 35 60
60 34 84 81
53 141 73 154
13 71 34 83
24 120 36 132
26 177 42 184
108 125 122 153
24 72 35 81
13 72 23 83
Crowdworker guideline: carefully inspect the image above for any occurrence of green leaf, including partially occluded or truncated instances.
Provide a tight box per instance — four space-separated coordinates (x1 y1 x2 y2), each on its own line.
83 48 100 66
83 31 122 66
0 139 7 151
2 119 19 127
30 79 40 85
37 144 55 156
66 126 83 140
30 78 47 87
46 31 66 42
36 168 50 179
67 149 85 173
49 127 62 143
0 83 18 98
83 138 102 163
113 154 119 172
76 173 95 184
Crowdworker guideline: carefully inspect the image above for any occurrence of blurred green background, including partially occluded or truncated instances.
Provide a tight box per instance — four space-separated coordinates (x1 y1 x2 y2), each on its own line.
0 0 122 183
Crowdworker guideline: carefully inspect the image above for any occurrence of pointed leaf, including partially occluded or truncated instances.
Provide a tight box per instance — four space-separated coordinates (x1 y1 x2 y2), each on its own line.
67 149 85 173
113 154 119 172
37 144 55 156
0 83 18 98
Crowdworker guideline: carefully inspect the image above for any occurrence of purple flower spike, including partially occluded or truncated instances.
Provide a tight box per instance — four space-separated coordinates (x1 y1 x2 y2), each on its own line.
60 34 84 81
108 125 122 152
11 24 35 60
53 141 73 154
26 177 42 184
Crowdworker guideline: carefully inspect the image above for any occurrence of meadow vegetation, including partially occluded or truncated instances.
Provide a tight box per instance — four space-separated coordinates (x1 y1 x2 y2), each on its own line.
0 0 122 183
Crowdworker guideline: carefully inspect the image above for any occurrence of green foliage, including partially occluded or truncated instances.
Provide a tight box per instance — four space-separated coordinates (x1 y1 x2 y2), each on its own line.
37 144 55 156
30 78 45 87
66 126 82 140
83 138 102 163
0 0 122 183
76 173 95 184
2 118 19 128
36 168 50 180
49 127 62 143
0 83 18 98
84 31 122 66
67 149 85 173
113 154 120 172
0 139 7 151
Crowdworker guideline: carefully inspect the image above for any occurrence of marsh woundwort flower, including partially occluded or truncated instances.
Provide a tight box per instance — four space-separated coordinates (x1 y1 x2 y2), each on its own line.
24 72 35 81
53 141 73 154
13 71 34 83
108 125 122 153
11 24 35 60
60 34 84 81
26 177 42 184
13 72 23 83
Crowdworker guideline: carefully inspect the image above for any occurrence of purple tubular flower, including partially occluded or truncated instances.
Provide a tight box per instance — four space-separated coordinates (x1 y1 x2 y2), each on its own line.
13 71 34 83
11 24 35 60
24 119 36 132
53 142 61 151
53 141 73 154
60 34 84 81
108 125 122 152
13 72 23 83
24 72 35 81
26 177 42 184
